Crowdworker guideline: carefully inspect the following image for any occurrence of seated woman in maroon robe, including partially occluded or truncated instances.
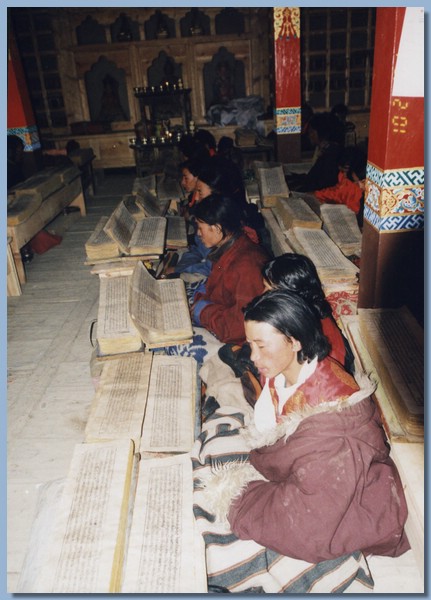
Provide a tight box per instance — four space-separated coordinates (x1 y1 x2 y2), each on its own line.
190 193 269 345
202 290 410 564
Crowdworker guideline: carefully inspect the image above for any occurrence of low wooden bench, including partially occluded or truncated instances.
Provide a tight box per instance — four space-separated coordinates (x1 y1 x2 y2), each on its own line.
7 236 22 297
7 164 86 288
68 147 96 196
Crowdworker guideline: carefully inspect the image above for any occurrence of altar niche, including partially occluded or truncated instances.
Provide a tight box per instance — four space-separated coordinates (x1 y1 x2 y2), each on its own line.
144 10 176 40
143 52 185 123
85 57 130 125
147 51 182 90
203 47 246 110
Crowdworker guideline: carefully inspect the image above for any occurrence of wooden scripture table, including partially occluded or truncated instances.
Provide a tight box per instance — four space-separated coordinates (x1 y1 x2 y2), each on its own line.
69 147 97 196
7 166 86 288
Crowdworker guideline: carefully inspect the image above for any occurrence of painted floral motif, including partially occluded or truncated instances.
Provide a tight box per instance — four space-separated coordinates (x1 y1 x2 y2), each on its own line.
364 163 424 231
273 8 300 40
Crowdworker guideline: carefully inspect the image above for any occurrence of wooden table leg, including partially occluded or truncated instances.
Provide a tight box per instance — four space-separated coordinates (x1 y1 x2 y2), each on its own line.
7 239 22 296
11 245 26 285
69 191 87 216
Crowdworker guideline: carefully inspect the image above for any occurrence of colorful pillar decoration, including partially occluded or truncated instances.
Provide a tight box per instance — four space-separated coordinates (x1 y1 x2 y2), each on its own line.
273 8 301 136
364 7 424 233
8 31 41 152
359 6 424 318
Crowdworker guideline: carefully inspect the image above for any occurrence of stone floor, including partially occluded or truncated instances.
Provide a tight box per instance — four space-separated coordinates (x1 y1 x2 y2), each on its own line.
6 169 424 594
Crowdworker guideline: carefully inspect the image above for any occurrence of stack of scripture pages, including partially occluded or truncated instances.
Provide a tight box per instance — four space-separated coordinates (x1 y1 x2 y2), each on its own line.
84 353 198 454
85 215 120 261
320 203 362 257
166 215 188 248
156 173 184 203
273 195 322 231
85 352 153 446
357 306 424 438
255 163 290 207
22 440 207 593
132 177 169 217
122 194 146 221
104 200 166 256
261 208 296 257
132 174 157 197
122 453 207 593
128 261 193 349
96 272 143 355
139 354 198 457
285 227 359 288
28 439 136 593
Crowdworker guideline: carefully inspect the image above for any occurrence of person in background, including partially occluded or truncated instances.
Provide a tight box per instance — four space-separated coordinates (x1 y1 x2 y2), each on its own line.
167 157 266 279
262 253 355 374
218 252 355 409
178 133 210 162
314 145 367 227
190 194 270 345
331 102 357 147
178 157 203 218
194 129 217 157
217 135 244 173
194 158 244 204
196 158 269 250
165 158 236 279
202 290 410 564
287 112 344 192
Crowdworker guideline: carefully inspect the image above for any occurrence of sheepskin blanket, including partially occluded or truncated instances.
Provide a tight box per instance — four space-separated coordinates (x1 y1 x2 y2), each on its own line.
191 405 375 593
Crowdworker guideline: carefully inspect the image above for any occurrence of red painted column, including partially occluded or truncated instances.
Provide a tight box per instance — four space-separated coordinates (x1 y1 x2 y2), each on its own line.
272 8 301 163
358 7 424 324
8 28 41 156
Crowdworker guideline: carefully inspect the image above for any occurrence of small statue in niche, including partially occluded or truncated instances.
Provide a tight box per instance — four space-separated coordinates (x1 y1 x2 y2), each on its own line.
117 13 132 42
97 74 128 122
155 10 170 39
189 8 204 36
213 60 235 105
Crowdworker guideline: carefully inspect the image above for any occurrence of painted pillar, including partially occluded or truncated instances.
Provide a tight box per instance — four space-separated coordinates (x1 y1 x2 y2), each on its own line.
272 7 301 163
358 7 424 324
8 27 42 173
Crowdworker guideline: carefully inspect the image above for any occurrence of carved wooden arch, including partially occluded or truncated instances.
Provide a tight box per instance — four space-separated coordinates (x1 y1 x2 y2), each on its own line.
144 10 176 40
180 9 210 37
110 13 140 42
203 46 246 110
76 15 106 45
84 56 130 123
147 51 182 88
215 9 245 35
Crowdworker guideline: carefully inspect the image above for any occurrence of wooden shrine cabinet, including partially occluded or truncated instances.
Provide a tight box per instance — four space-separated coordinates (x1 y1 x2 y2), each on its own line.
133 86 192 140
11 8 272 169
131 85 193 175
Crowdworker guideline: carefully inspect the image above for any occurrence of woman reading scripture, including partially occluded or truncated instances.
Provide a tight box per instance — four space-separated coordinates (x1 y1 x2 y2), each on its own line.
201 290 409 564
190 194 269 345
218 252 355 409
262 252 355 373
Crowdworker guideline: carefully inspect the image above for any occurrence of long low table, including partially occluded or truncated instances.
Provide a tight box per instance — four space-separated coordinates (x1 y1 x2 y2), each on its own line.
7 168 86 289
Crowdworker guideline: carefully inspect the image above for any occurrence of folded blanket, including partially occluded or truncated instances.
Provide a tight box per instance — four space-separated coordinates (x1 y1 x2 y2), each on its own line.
191 406 375 593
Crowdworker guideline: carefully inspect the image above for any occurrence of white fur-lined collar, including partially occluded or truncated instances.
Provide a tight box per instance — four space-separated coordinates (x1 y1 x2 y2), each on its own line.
241 369 377 451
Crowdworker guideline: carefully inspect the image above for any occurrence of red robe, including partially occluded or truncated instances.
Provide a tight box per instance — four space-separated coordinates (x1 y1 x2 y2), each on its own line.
227 358 410 563
193 233 269 344
321 315 349 367
314 170 363 214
